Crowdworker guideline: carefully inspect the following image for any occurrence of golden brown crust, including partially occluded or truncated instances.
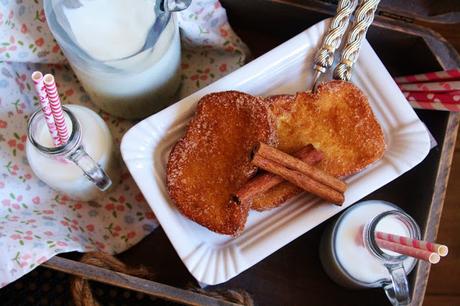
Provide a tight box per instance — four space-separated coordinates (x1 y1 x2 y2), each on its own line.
166 91 276 235
252 81 385 211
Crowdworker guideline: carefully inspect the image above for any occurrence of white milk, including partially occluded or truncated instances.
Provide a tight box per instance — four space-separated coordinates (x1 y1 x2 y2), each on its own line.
320 200 417 288
27 105 119 201
60 0 181 118
63 0 157 61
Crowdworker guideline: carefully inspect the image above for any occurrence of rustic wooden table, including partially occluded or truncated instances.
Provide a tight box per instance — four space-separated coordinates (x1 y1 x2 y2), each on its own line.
39 1 460 306
425 134 460 306
421 20 460 305
371 5 460 305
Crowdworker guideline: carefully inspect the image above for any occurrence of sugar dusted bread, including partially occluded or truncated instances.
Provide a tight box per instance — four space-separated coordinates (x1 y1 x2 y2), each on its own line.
251 81 385 211
166 82 385 230
166 91 276 235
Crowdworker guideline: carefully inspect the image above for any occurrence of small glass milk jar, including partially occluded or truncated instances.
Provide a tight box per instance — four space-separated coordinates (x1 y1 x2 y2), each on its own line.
27 105 119 201
320 200 421 306
44 0 190 119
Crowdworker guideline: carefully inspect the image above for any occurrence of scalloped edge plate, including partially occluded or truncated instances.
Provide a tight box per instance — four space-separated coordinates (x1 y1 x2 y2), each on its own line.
120 19 430 285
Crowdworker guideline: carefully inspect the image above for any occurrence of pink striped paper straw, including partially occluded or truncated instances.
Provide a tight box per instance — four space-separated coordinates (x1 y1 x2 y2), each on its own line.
376 238 440 264
395 69 460 84
399 81 460 92
376 231 448 256
43 74 69 144
408 100 460 112
31 71 62 146
403 91 460 104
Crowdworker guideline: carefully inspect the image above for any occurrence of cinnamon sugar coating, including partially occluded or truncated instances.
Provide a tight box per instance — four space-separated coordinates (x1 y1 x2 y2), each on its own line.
166 91 276 235
251 81 385 211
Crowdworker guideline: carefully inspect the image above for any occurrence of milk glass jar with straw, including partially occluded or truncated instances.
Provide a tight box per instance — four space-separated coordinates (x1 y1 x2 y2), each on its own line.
319 200 422 306
27 104 119 201
27 72 119 201
44 0 191 119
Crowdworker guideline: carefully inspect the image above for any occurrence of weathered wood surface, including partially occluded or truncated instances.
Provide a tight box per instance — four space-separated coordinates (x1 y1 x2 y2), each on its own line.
410 114 459 306
42 1 460 305
43 256 239 306
425 132 460 306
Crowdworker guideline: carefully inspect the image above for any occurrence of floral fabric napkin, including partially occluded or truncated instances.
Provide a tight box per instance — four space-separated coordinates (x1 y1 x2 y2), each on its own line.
0 0 249 287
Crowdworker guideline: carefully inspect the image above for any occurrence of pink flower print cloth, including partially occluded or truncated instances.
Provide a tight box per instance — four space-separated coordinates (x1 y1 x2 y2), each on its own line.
0 0 249 287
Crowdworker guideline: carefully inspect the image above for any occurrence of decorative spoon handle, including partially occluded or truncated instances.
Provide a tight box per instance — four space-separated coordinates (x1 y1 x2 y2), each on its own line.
333 0 381 82
312 0 358 91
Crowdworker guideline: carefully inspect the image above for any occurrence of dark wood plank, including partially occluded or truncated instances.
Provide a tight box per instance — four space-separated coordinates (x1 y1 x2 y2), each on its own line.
43 256 239 306
420 15 460 306
425 148 460 298
424 295 460 306
411 113 459 306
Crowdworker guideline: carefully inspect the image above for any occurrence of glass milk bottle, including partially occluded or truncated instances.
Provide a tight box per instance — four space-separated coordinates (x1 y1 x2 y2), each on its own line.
44 0 190 119
27 105 119 201
320 200 420 306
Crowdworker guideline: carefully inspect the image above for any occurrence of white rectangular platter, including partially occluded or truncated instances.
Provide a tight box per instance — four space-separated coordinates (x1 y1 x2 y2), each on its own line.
120 19 430 285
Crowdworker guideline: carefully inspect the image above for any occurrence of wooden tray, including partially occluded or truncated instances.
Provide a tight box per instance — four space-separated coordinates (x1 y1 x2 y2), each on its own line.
43 1 460 305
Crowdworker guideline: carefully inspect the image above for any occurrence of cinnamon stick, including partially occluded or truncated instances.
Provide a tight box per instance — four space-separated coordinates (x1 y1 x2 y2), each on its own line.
235 145 323 204
252 154 344 204
254 142 347 193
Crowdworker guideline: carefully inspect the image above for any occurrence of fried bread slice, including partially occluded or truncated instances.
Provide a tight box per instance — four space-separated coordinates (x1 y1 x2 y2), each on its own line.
167 91 276 235
251 81 385 211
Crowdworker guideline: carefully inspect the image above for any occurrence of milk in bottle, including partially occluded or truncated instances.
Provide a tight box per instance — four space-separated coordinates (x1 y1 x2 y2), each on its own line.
44 0 183 119
27 105 119 201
